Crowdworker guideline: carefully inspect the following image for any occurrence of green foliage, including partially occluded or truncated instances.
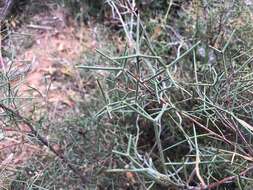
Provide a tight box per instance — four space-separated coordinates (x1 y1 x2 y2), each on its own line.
1 0 253 189
58 0 104 19
78 0 253 189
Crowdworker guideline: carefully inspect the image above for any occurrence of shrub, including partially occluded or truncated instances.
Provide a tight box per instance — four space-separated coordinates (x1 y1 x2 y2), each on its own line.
78 0 253 189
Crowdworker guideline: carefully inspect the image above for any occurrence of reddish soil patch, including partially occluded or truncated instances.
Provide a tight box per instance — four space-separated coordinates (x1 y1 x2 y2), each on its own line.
0 5 99 185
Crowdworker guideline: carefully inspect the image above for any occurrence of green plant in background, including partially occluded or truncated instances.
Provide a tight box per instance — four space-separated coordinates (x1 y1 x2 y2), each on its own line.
57 0 104 21
78 0 253 189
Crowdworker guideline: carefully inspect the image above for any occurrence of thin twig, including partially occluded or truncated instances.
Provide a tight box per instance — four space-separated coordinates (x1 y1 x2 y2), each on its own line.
0 103 89 185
